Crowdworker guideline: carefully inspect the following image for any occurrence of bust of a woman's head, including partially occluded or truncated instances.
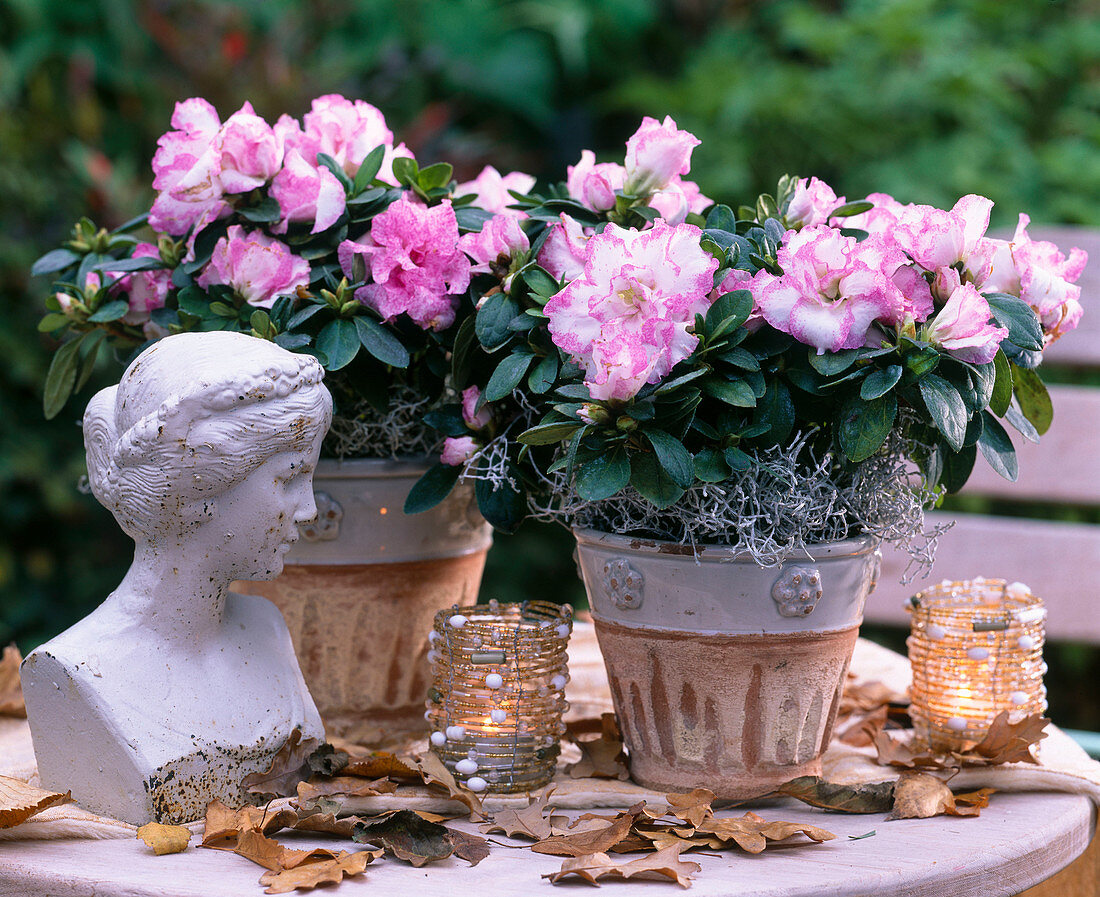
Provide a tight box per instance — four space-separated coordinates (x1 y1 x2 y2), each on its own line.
83 332 332 575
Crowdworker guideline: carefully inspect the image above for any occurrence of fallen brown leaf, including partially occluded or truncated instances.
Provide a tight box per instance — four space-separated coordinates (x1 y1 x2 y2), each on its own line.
258 849 381 894
887 772 956 820
343 752 420 781
201 800 299 848
692 811 835 854
543 844 700 888
532 803 646 857
566 713 630 780
136 822 191 855
306 744 349 777
0 645 25 718
970 712 1049 765
480 786 556 840
296 776 397 803
232 829 343 872
664 789 716 828
0 775 70 829
414 752 485 819
777 776 896 814
242 729 320 800
836 705 889 747
951 788 996 816
448 827 492 866
353 809 454 867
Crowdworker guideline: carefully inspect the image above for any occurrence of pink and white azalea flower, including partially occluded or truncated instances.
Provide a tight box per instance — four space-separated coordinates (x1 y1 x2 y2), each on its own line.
455 166 536 216
441 435 479 466
786 177 843 229
461 386 492 431
623 115 700 197
458 214 530 289
149 98 225 236
1010 214 1088 341
922 282 1008 364
566 150 625 212
106 243 172 324
752 226 906 353
539 213 591 282
269 148 347 234
544 220 718 402
338 198 471 331
196 226 310 308
211 102 284 194
894 194 993 280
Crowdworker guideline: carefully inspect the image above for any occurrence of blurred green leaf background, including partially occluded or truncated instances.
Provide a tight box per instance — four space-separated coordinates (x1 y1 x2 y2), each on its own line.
3 0 1099 725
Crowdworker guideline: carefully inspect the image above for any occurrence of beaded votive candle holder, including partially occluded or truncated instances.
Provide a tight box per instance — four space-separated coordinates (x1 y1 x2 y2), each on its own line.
426 599 572 793
907 578 1047 752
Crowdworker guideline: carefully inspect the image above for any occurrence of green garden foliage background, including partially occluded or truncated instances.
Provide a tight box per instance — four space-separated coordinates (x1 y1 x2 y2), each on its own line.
3 0 1099 722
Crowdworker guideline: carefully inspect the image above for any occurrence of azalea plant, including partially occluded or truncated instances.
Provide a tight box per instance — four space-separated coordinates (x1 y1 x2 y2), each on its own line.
33 94 534 464
410 116 1087 561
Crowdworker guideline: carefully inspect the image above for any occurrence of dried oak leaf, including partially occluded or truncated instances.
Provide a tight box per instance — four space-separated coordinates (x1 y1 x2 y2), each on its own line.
836 705 889 747
136 822 191 855
692 812 835 854
664 789 716 828
0 775 70 829
201 800 299 848
233 829 343 872
352 809 454 867
343 752 420 781
887 772 956 820
448 827 492 866
296 775 397 803
0 645 25 718
414 752 485 819
532 803 646 857
289 811 363 839
480 786 556 840
543 844 701 889
968 712 1049 765
306 743 349 777
242 729 320 800
951 788 996 816
258 849 381 894
777 776 896 814
872 730 950 770
566 713 630 781
632 825 722 853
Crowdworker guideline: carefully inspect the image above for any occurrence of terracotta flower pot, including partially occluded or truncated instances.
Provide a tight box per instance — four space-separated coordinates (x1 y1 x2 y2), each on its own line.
236 458 491 746
573 528 880 798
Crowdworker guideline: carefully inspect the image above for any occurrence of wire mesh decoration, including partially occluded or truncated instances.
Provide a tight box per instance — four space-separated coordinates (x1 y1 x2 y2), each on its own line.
907 578 1046 752
426 599 572 793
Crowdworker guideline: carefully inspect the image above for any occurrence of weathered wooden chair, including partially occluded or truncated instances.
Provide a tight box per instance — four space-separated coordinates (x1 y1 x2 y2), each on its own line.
866 226 1100 758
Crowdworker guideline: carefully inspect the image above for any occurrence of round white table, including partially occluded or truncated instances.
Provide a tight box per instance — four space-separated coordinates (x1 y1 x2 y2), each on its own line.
0 790 1093 897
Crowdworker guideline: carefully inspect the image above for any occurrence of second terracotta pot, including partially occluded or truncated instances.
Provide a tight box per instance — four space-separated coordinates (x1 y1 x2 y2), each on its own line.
573 528 880 798
237 457 491 746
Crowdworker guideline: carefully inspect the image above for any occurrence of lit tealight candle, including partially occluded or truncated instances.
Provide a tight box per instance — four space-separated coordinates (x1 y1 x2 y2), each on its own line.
907 579 1046 752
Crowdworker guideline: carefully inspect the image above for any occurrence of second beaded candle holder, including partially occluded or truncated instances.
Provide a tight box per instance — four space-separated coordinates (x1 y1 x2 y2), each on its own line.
426 599 572 793
907 578 1047 753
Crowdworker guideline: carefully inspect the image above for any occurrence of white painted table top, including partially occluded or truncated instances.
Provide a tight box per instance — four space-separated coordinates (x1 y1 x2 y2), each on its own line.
0 790 1093 897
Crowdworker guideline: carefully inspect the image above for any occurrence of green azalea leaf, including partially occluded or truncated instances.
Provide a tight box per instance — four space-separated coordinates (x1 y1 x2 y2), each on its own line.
527 354 559 394
238 196 282 224
970 360 997 409
644 429 695 488
391 156 419 187
629 448 685 509
838 393 897 462
809 349 859 376
701 376 756 407
455 207 494 233
977 412 1018 481
475 466 526 533
576 449 631 501
654 368 708 395
43 332 88 419
286 303 325 330
1004 404 1040 443
1010 364 1053 435
475 292 519 350
724 445 753 471
422 406 467 437
315 152 354 193
451 315 478 389
705 204 737 232
704 289 753 338
274 332 311 350
353 145 386 193
87 299 131 323
74 331 106 393
860 365 903 400
404 463 462 514
354 316 409 368
417 162 453 190
518 420 583 445
985 292 1043 352
522 266 559 299
920 374 968 452
37 313 71 333
484 352 534 401
693 447 731 483
316 318 360 370
751 380 795 446
715 346 760 371
941 444 977 494
990 350 1013 417
32 248 82 277
827 200 874 218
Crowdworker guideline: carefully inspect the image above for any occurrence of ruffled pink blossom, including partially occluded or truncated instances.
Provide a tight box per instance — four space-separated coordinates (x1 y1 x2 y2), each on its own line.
544 221 718 401
890 265 935 324
149 98 225 236
214 102 284 194
338 198 471 331
458 214 530 290
1010 214 1088 340
922 282 1008 364
567 150 625 212
786 177 843 229
539 213 591 282
456 166 536 216
461 386 492 430
649 177 712 226
752 226 906 353
441 435 479 466
623 115 700 197
269 149 347 234
894 194 993 277
107 243 171 324
196 226 310 308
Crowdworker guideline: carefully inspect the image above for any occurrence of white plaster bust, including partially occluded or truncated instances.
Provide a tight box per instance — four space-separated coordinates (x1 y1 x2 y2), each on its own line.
21 332 330 824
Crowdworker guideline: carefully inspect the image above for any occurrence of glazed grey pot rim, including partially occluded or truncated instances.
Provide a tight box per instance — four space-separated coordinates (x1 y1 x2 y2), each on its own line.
572 527 879 564
315 455 433 479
